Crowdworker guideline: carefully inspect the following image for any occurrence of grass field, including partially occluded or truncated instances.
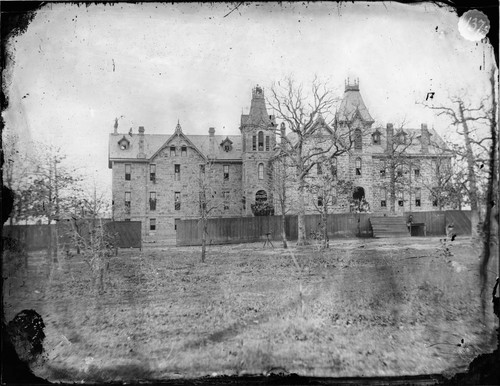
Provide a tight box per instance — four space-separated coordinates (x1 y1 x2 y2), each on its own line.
3 236 499 382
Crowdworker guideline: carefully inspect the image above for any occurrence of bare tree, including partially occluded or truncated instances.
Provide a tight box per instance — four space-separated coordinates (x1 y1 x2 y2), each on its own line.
305 156 353 249
196 160 232 262
479 68 498 313
420 153 455 211
422 91 494 235
269 151 293 248
268 76 357 245
376 122 418 213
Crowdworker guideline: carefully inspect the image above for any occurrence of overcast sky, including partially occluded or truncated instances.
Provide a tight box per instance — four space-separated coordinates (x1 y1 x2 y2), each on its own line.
3 2 495 197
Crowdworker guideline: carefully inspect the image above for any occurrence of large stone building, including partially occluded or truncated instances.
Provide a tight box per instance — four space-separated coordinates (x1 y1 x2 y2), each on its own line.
108 81 450 241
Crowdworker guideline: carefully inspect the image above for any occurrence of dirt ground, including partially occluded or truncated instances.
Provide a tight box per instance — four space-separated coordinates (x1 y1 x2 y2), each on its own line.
3 236 499 382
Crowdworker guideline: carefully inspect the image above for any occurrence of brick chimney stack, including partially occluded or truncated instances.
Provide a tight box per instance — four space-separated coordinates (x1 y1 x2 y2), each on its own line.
209 127 215 156
386 123 394 151
421 123 430 153
138 126 145 158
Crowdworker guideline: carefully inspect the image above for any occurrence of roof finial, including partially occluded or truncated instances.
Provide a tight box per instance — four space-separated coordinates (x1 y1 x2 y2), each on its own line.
175 120 182 133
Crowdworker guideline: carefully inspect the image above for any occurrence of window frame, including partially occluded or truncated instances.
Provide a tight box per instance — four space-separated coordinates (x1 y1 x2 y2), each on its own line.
258 163 264 180
174 164 181 181
150 218 156 231
174 191 181 211
223 165 229 181
258 131 264 151
265 136 270 151
125 164 131 181
149 192 157 211
170 146 176 157
150 164 156 182
181 146 187 157
355 157 362 176
354 128 362 150
125 191 131 212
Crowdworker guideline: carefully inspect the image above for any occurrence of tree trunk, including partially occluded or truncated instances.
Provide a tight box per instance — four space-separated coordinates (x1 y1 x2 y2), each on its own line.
321 208 328 249
297 181 307 246
281 213 288 249
201 219 207 263
389 165 396 214
458 102 480 213
479 69 497 313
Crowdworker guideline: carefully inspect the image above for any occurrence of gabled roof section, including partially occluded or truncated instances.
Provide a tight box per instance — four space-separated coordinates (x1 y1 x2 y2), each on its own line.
150 129 207 161
190 135 242 160
336 80 374 124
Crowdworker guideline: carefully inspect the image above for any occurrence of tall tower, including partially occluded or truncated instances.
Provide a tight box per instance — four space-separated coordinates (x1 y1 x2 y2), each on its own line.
240 85 276 215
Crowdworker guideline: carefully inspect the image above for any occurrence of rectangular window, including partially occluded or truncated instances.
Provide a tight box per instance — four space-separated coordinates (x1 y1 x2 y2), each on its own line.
317 163 323 175
199 191 207 211
380 160 386 177
150 218 156 231
398 191 404 207
415 188 421 207
150 164 156 182
433 199 438 207
125 164 131 180
355 158 362 176
223 190 230 210
174 164 180 181
380 188 387 208
200 164 205 174
265 136 270 151
331 159 337 178
181 146 187 156
149 192 156 211
252 135 257 151
125 192 131 212
318 196 323 207
354 129 362 150
414 169 420 178
170 146 176 156
174 192 181 210
223 165 229 181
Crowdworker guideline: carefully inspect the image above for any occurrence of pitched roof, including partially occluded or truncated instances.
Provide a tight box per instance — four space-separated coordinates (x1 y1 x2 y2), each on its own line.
336 84 374 123
108 132 243 167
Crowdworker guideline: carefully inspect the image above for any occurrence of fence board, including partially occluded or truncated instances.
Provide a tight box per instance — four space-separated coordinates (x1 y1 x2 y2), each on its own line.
3 220 142 251
176 211 471 246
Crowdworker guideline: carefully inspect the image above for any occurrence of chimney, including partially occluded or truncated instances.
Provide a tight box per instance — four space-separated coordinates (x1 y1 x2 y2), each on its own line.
113 117 118 135
386 123 394 151
209 127 215 155
138 126 145 158
421 123 430 153
280 122 286 143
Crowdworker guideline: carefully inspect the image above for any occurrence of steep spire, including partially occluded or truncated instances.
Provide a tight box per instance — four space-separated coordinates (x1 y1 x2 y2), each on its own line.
247 85 271 126
337 78 373 123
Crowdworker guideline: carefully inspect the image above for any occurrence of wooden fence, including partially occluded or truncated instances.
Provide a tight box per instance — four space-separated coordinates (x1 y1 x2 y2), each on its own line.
2 220 142 251
176 210 471 246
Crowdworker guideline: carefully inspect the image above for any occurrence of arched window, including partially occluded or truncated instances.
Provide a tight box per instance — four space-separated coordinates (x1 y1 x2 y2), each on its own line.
258 131 264 151
258 163 264 180
354 128 362 150
355 158 362 176
255 190 267 203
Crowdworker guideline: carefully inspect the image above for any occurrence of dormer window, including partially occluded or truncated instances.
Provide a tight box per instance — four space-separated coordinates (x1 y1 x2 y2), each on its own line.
118 136 130 150
220 137 233 153
395 131 407 145
372 130 381 145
